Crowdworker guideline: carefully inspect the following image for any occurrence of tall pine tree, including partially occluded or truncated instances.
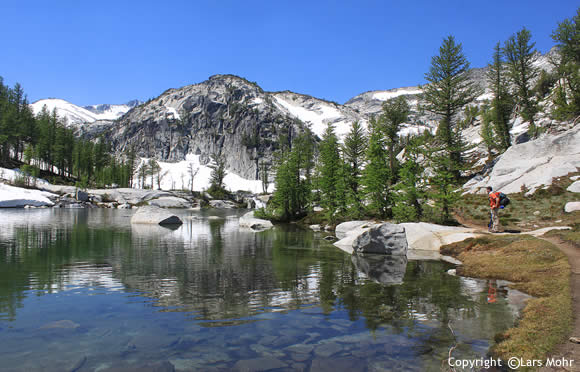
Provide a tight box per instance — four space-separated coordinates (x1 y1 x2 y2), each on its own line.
423 35 478 181
487 42 513 151
503 27 539 137
342 121 366 217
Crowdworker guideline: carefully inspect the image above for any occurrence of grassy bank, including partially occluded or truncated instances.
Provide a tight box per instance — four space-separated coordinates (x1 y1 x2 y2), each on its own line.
441 234 572 367
455 173 579 231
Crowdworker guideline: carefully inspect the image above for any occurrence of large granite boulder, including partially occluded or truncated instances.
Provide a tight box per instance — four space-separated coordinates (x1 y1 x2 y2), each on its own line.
400 222 479 251
131 206 183 225
239 211 273 231
148 196 192 208
351 254 408 285
335 221 371 239
352 223 408 255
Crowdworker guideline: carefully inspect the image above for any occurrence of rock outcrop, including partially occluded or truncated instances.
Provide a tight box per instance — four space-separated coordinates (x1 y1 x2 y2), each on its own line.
131 206 183 225
334 221 479 255
0 182 56 208
463 125 580 195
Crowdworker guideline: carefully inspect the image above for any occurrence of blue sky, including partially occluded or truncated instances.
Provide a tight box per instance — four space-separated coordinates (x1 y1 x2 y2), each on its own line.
1 1 577 106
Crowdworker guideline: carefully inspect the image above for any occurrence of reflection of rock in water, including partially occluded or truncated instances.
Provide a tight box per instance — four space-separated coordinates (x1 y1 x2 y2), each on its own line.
352 254 408 285
131 222 180 239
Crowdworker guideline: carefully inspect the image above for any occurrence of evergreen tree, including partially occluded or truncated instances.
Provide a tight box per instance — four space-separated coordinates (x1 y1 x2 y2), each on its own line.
381 96 410 183
503 28 539 137
428 152 460 224
393 138 425 222
147 159 161 189
342 121 366 216
423 35 478 181
362 117 391 218
209 150 227 191
271 131 315 221
480 108 495 157
551 8 580 120
487 42 513 151
317 123 346 219
259 160 270 194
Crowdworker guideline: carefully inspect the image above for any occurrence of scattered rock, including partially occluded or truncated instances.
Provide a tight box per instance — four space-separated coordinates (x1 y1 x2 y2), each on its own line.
323 235 336 241
234 357 287 372
309 224 321 231
310 357 365 372
353 223 408 255
69 355 87 372
40 319 80 330
568 181 580 193
313 206 324 212
447 269 457 276
565 202 580 213
285 344 315 354
131 205 183 225
533 210 541 216
569 337 580 344
314 342 343 357
239 211 273 231
75 190 89 202
117 203 131 209
99 360 175 372
209 200 237 209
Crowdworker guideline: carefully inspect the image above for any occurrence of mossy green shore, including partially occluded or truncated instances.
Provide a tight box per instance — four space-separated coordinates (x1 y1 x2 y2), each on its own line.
441 234 573 370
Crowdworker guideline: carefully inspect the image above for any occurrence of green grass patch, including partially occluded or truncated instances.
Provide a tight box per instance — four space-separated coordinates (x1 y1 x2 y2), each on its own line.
441 235 572 368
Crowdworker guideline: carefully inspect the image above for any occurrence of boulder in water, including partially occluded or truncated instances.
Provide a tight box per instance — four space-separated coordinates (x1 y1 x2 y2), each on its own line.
131 205 183 225
352 223 408 255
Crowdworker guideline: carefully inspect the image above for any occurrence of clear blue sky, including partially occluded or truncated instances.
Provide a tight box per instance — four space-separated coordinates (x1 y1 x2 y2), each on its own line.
1 0 577 106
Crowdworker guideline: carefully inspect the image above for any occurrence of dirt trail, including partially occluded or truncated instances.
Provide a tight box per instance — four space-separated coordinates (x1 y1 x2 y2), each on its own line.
537 235 580 372
455 215 580 371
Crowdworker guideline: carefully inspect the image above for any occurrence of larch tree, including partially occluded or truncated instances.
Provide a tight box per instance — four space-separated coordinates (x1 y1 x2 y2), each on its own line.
487 42 513 151
503 27 539 137
342 120 366 217
551 8 580 120
422 35 478 181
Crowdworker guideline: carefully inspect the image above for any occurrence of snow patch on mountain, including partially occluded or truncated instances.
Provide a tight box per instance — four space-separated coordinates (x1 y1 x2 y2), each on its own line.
31 99 99 126
31 99 138 126
372 87 423 101
136 154 272 194
272 94 348 138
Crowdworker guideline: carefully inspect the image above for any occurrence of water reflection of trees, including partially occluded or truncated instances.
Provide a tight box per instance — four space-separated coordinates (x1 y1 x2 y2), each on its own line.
0 210 516 336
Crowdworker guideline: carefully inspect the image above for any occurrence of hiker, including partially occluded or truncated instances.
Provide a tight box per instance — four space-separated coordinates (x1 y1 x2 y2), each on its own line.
487 186 500 232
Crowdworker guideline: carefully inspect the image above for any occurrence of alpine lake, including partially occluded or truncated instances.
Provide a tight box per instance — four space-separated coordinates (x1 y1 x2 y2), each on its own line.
0 208 529 372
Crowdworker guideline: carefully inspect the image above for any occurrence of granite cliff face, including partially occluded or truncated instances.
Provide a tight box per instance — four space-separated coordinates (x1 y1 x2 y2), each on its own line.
103 75 309 179
100 75 369 180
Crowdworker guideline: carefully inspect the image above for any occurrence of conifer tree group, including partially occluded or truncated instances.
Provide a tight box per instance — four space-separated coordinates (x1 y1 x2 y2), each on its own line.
0 79 134 188
266 7 579 224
